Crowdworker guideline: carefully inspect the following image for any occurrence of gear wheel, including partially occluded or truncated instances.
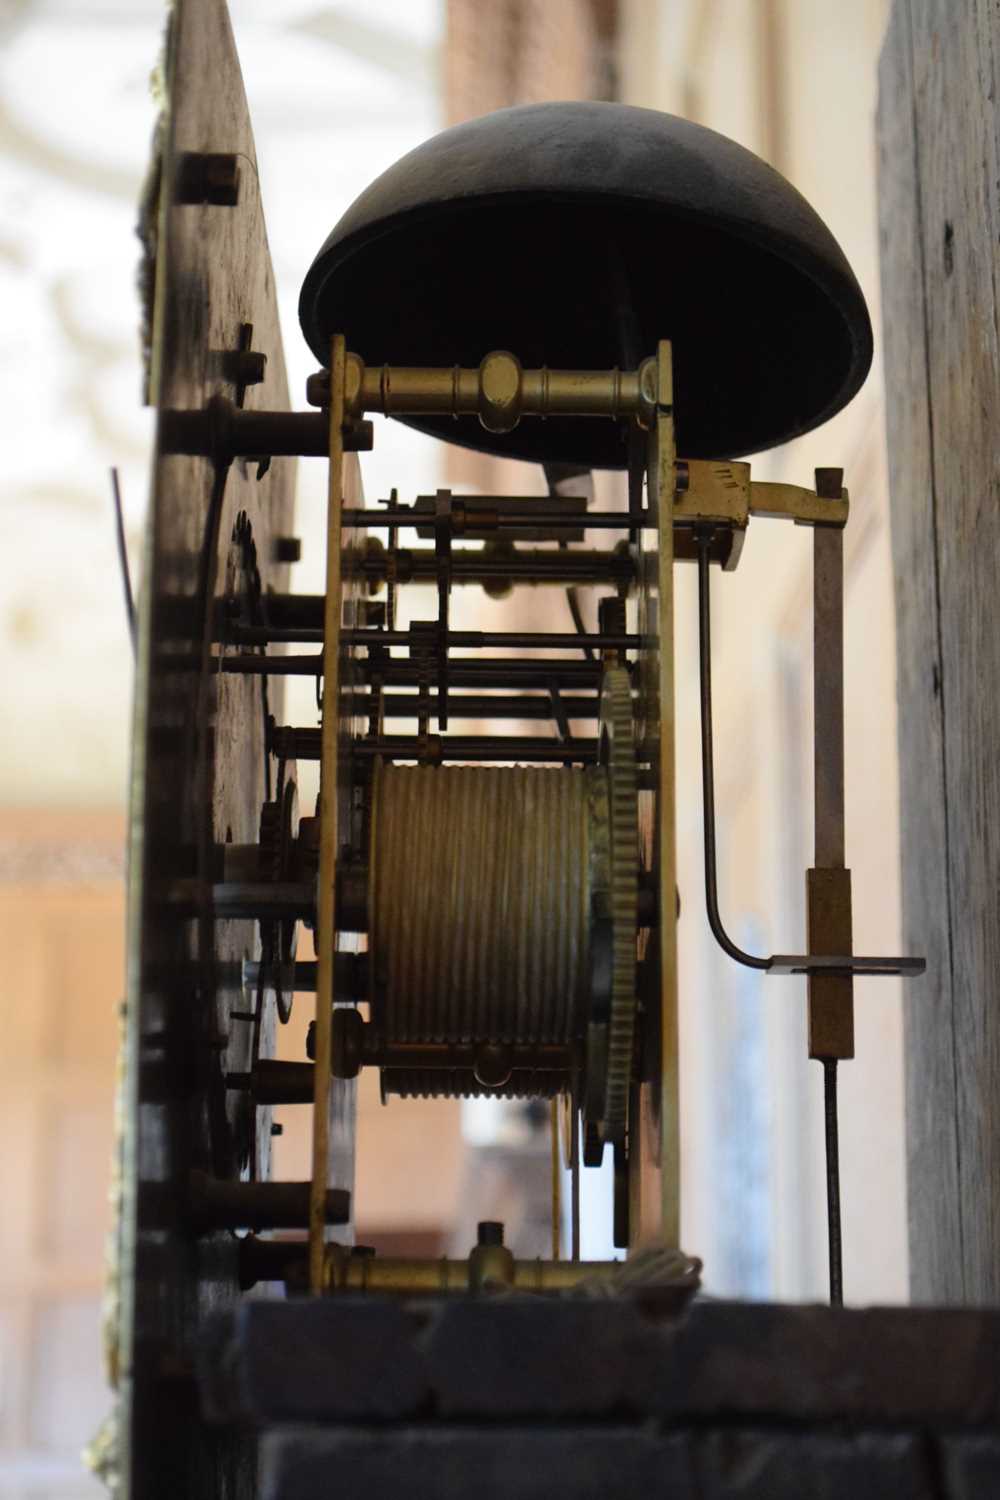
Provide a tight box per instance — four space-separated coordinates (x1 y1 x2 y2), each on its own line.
257 779 299 1022
599 664 639 1144
258 796 285 884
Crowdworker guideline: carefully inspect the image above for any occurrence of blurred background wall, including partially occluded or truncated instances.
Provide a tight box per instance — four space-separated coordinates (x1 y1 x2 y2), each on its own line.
0 1 898 1495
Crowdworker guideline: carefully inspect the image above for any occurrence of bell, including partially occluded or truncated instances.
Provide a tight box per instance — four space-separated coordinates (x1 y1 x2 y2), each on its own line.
299 101 872 468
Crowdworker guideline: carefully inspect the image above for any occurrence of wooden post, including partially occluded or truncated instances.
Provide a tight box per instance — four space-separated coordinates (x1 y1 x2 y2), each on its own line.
878 0 1000 1302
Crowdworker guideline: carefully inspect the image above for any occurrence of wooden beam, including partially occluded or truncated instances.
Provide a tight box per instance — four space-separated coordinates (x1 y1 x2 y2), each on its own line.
878 0 1000 1301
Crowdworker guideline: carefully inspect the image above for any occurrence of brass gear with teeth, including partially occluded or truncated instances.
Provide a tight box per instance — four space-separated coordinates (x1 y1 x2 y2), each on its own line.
256 778 299 1023
598 664 639 1145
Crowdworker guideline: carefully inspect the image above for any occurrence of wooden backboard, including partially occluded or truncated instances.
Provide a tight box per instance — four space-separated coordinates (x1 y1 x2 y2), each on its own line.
121 3 296 1496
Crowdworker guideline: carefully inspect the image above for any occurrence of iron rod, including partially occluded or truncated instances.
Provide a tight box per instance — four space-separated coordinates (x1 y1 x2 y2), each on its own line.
696 533 769 971
334 692 601 721
186 1171 349 1232
349 736 598 763
223 654 607 688
823 1058 844 1305
272 726 599 761
222 654 324 676
550 1099 562 1262
110 467 136 657
160 404 372 459
571 1098 581 1263
338 551 635 588
343 507 644 531
230 626 641 651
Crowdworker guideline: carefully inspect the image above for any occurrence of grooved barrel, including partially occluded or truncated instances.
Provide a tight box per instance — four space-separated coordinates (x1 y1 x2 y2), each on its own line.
370 763 597 1096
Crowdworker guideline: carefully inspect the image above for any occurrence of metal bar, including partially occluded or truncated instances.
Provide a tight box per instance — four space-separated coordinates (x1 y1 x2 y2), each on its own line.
823 1058 844 1305
310 334 346 1294
360 660 608 687
337 351 656 426
416 492 587 543
228 1061 316 1104
227 408 332 456
221 653 324 675
230 626 642 651
343 507 646 531
570 1089 581 1263
160 403 373 460
750 478 849 528
808 514 854 1054
434 493 451 728
696 532 769 971
187 1172 349 1233
811 499 852 1311
654 341 681 1248
814 519 846 869
549 681 573 742
342 550 636 587
206 882 313 920
325 1249 618 1296
357 738 600 762
564 585 595 664
239 1239 619 1294
164 881 313 920
550 1099 561 1261
110 467 136 656
223 655 607 688
282 730 599 763
770 953 924 976
328 693 600 721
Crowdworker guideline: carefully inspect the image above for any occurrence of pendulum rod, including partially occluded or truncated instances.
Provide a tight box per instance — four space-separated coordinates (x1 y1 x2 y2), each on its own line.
809 490 854 1307
696 517 852 1304
550 1099 562 1261
823 1057 843 1306
571 1073 581 1263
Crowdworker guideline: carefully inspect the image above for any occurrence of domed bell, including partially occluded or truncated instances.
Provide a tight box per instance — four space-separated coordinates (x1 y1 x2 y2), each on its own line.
299 101 872 469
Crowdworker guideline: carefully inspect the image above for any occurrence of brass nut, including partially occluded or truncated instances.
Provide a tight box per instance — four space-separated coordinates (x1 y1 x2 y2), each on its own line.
478 350 523 433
